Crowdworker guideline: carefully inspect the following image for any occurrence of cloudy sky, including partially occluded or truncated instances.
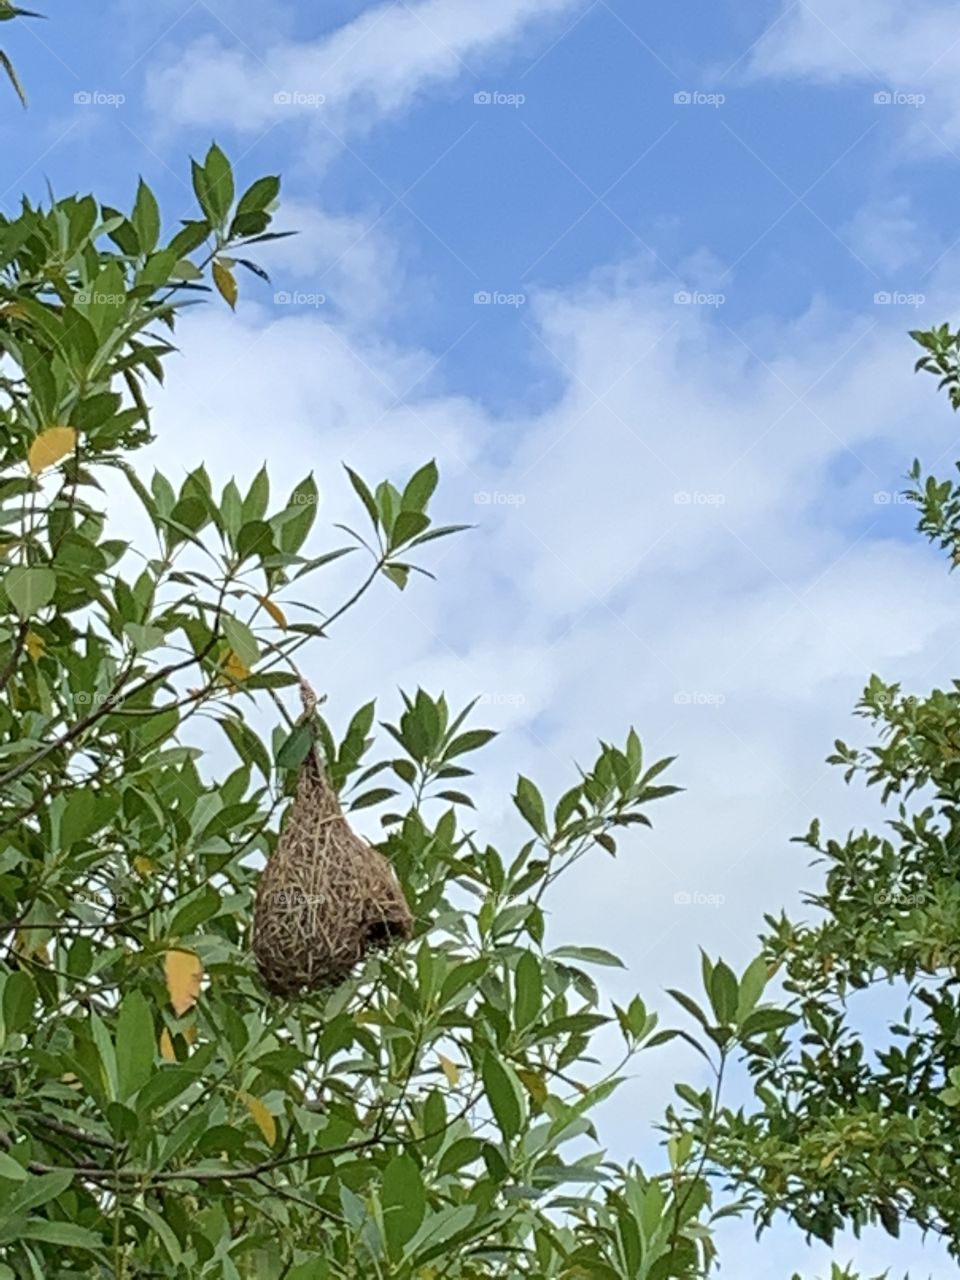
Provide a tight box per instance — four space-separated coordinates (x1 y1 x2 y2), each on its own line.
6 0 960 1272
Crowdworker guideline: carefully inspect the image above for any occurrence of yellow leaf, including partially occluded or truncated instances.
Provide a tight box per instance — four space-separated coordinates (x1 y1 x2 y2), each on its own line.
517 1069 548 1107
241 1092 276 1146
133 855 157 877
164 949 203 1016
223 651 250 684
212 260 238 310
24 630 44 661
28 426 77 475
438 1054 460 1087
258 595 288 630
159 1024 196 1059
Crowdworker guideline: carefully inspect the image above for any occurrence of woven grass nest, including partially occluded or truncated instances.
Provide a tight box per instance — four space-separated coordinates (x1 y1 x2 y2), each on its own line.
253 692 413 998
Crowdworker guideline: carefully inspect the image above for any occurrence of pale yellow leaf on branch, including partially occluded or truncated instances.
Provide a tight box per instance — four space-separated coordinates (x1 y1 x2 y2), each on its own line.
517 1068 548 1107
258 595 288 630
212 260 238 310
241 1092 277 1146
438 1054 460 1087
164 949 203 1016
223 651 250 684
159 1029 176 1062
28 427 77 475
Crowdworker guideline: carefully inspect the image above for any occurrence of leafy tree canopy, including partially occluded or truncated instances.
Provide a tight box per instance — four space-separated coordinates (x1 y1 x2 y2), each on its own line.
1 9 954 1280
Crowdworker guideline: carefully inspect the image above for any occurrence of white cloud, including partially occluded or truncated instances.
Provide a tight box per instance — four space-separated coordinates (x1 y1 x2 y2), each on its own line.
139 237 960 973
748 0 960 143
840 194 925 272
146 0 582 136
261 198 415 326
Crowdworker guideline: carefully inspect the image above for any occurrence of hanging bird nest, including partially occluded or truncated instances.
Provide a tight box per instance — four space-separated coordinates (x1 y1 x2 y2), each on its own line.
252 687 413 998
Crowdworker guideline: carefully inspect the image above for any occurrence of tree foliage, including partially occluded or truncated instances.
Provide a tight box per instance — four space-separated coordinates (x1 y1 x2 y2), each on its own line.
2 11 950 1279
0 133 773 1278
699 324 960 1269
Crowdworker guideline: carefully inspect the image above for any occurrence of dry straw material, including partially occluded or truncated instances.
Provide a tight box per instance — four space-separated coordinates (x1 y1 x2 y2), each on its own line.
253 703 413 997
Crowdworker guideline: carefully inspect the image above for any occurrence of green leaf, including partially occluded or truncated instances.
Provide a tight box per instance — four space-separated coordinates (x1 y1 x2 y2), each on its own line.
276 474 317 553
375 480 401 533
90 1009 118 1101
168 220 210 259
482 1053 524 1141
406 1205 477 1266
736 955 769 1024
739 1008 797 1039
709 961 739 1025
401 460 439 513
515 950 543 1027
234 175 280 219
136 1066 200 1117
236 519 275 564
3 566 55 618
3 971 35 1035
134 1206 182 1265
382 1152 425 1258
60 788 101 846
393 758 417 785
344 466 379 529
0 48 27 107
203 142 234 225
409 523 470 547
8 1169 73 1216
223 615 259 668
667 988 711 1030
242 466 270 523
132 178 161 254
221 478 243 537
219 715 272 782
390 510 430 548
444 728 496 759
348 787 397 811
0 1153 26 1181
116 990 155 1101
124 622 165 654
191 159 214 222
277 722 314 770
551 945 625 969
514 776 547 837
19 1220 102 1250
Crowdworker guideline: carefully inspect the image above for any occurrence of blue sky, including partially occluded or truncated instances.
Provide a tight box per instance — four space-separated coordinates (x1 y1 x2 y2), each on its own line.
6 1 960 1274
